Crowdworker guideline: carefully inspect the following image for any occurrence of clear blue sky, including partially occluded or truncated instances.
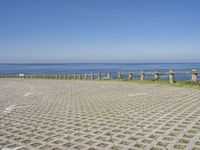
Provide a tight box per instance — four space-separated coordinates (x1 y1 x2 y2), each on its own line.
0 0 200 63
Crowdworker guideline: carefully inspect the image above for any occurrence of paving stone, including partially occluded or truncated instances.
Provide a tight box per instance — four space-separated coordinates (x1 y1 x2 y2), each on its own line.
0 79 199 150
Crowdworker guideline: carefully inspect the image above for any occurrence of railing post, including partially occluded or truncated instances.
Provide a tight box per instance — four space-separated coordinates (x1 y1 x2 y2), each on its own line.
78 74 81 79
118 72 122 79
84 73 87 79
73 74 76 79
107 72 111 80
98 73 101 80
154 71 160 80
91 74 94 80
169 70 175 83
128 72 132 80
191 69 197 82
141 71 145 80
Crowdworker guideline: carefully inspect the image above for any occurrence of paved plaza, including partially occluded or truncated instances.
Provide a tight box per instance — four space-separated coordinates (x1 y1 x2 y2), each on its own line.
0 79 199 150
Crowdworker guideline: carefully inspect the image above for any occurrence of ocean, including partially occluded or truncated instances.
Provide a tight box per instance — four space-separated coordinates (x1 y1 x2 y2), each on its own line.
0 63 199 80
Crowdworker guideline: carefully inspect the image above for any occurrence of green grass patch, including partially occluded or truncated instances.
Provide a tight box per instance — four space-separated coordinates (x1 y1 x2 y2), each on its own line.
113 78 200 90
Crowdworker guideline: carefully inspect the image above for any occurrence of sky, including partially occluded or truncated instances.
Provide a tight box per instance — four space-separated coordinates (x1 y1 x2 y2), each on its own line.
0 0 200 63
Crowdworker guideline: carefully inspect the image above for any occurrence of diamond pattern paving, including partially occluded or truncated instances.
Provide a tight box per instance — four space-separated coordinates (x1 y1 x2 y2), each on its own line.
0 79 200 150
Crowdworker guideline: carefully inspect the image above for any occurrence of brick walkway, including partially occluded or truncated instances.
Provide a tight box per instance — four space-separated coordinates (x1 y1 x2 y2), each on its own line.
0 79 199 150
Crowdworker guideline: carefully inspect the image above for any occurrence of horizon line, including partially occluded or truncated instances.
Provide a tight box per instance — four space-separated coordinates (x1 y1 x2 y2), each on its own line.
0 62 200 64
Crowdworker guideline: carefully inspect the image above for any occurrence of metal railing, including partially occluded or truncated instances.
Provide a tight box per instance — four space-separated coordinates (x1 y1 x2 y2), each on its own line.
0 69 199 83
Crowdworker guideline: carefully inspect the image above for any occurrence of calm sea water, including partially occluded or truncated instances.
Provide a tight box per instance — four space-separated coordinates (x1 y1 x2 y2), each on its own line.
0 63 199 80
